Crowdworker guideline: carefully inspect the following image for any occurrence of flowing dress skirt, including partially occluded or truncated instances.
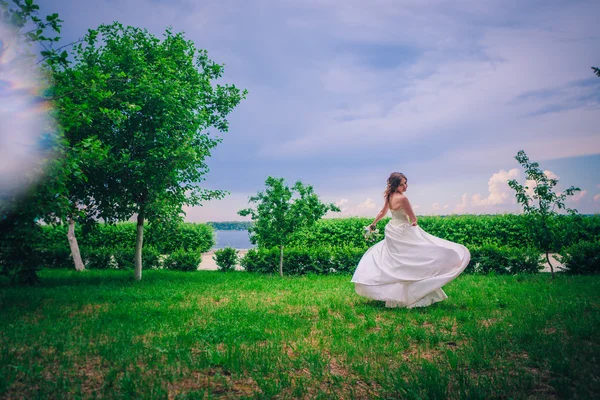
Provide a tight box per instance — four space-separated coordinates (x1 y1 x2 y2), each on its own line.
351 219 470 308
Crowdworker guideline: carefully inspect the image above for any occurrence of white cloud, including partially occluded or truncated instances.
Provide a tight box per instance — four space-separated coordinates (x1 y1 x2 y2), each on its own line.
432 202 441 213
357 198 377 212
444 204 449 209
326 197 379 217
544 170 559 180
570 190 588 203
454 193 469 213
471 169 520 207
336 198 349 208
594 194 600 203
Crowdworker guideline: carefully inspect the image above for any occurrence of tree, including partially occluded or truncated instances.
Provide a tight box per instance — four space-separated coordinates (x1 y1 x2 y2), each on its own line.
0 0 68 66
238 177 340 277
508 150 580 279
0 0 69 283
56 23 246 281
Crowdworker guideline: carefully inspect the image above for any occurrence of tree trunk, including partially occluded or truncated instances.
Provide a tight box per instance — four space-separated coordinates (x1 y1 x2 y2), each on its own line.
67 218 85 271
546 250 555 280
279 245 284 278
134 211 145 281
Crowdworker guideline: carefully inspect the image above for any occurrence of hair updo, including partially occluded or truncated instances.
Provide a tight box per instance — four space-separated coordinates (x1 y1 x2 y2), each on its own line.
383 172 407 206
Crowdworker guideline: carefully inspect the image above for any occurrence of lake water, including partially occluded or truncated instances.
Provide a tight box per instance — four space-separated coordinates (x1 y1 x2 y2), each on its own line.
212 230 255 250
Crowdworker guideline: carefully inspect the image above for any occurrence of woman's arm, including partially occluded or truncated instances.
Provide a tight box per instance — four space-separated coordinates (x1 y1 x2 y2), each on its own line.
399 196 418 226
369 202 389 230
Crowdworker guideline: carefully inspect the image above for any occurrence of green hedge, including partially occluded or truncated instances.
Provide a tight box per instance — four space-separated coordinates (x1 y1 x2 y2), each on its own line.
286 214 600 252
240 245 543 276
39 222 214 255
467 245 543 274
240 246 367 275
558 241 600 275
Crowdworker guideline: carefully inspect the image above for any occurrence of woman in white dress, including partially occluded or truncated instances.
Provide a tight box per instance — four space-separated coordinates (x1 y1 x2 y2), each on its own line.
351 172 470 308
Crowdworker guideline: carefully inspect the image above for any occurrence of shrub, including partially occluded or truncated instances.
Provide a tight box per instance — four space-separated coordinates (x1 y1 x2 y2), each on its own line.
37 245 73 269
558 241 600 275
213 247 239 271
286 214 600 252
83 247 115 270
39 222 215 254
146 223 214 253
143 246 161 270
467 245 543 274
240 246 365 275
113 247 135 270
163 248 201 272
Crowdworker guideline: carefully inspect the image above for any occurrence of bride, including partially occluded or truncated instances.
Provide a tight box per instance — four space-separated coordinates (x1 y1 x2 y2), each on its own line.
351 172 470 308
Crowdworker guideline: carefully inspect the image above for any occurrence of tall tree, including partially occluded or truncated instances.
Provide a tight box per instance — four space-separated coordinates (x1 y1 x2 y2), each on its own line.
58 23 246 280
238 177 340 277
508 150 580 279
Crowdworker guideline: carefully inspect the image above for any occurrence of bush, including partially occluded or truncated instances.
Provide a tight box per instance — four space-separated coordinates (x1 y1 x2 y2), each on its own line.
39 222 215 255
240 246 365 275
467 245 543 274
213 247 239 271
286 214 600 252
113 247 135 270
143 246 161 270
83 247 115 270
146 223 214 253
163 248 201 272
37 245 73 269
558 241 600 275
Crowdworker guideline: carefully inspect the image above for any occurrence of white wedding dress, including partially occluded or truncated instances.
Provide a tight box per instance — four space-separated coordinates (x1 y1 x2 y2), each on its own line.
351 208 470 308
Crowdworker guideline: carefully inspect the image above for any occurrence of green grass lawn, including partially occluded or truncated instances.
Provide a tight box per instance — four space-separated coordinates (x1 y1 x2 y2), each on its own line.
0 270 598 399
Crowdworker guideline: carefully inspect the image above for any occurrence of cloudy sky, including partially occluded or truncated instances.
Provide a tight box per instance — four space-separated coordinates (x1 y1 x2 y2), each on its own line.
42 0 600 220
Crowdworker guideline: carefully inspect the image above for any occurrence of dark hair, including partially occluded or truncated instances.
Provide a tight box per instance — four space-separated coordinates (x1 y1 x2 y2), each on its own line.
383 172 407 206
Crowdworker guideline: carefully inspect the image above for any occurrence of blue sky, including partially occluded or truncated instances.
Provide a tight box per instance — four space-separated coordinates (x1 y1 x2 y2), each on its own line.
39 0 600 220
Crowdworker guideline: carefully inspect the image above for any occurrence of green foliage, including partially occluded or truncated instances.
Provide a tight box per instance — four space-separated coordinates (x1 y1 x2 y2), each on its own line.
0 212 43 284
559 241 600 275
240 246 364 275
239 177 341 249
76 246 161 270
82 247 114 270
37 245 72 269
142 246 161 270
238 176 340 276
0 0 68 66
288 217 380 248
113 248 135 270
163 249 201 272
286 214 600 251
146 223 214 254
37 222 214 257
213 247 239 271
508 150 580 277
467 245 543 274
208 221 253 231
49 22 246 280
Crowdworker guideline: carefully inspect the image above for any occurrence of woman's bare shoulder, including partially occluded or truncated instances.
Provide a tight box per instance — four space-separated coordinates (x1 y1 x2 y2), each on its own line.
389 193 406 211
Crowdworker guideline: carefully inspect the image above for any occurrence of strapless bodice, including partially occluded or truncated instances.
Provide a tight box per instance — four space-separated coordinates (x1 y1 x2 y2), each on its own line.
390 208 410 224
